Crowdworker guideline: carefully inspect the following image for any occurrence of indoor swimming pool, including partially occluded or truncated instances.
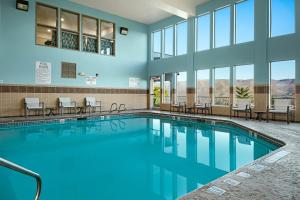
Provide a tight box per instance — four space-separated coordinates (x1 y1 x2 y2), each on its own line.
0 114 279 200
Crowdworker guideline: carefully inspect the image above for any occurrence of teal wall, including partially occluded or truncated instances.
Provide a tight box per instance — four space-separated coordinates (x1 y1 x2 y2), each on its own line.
148 0 300 87
0 0 3 64
1 0 299 89
0 0 148 89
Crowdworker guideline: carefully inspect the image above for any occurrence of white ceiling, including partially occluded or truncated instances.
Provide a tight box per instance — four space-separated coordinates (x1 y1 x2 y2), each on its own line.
71 0 210 24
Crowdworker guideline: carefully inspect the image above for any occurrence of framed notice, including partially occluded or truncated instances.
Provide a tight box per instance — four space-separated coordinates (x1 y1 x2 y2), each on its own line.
129 77 141 88
86 76 97 86
35 61 51 85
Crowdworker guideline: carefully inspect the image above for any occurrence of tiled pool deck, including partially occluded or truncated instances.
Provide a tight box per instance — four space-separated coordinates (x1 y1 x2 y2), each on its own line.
0 110 299 200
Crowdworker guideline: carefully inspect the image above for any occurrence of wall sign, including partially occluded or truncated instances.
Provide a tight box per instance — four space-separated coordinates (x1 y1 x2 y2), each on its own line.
86 76 97 86
35 61 51 85
129 77 141 88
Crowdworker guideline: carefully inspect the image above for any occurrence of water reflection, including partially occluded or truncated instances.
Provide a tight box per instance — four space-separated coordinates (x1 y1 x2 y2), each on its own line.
0 117 277 200
148 117 276 199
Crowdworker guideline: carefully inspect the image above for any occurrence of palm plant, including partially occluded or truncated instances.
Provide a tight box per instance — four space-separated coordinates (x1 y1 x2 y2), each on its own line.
153 86 161 107
235 86 251 99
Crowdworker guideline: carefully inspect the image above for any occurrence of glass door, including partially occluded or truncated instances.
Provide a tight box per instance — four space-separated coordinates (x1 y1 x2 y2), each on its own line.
150 76 161 109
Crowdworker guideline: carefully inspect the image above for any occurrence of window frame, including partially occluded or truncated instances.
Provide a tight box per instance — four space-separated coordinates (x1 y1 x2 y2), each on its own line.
82 15 99 54
269 59 296 106
232 64 255 104
163 25 174 58
35 3 59 48
269 0 296 38
175 20 188 56
195 68 211 104
152 29 162 60
196 12 211 52
213 5 231 48
213 67 231 106
234 0 255 44
100 19 116 56
162 73 172 104
60 9 80 51
174 71 187 104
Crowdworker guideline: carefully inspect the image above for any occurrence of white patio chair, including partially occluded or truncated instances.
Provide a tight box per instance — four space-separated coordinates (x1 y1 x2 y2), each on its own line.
195 97 212 115
170 101 186 113
267 98 294 124
230 99 252 119
24 98 45 118
85 97 101 114
58 97 77 115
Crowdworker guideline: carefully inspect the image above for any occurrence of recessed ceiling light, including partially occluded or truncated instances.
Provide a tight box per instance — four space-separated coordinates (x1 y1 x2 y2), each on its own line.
61 18 64 22
47 29 51 32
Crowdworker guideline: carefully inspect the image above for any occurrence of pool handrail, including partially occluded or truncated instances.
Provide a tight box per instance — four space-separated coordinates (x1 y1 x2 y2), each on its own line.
0 157 42 200
110 103 118 113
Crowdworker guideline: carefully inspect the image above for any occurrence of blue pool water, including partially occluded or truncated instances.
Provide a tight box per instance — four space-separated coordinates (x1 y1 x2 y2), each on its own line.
0 115 278 200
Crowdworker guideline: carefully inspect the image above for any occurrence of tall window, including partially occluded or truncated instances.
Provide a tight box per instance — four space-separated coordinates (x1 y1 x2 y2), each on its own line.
214 67 230 106
176 21 188 55
214 6 230 48
196 13 210 51
36 4 58 47
174 72 187 103
153 30 162 60
100 21 115 56
162 73 172 104
270 0 295 37
196 69 210 104
61 10 80 50
235 0 254 44
270 60 295 105
233 65 254 104
164 26 174 58
82 16 98 53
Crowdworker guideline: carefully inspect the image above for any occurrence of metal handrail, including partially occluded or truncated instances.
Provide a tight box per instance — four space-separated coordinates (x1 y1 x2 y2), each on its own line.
110 103 118 113
118 104 126 112
0 158 42 200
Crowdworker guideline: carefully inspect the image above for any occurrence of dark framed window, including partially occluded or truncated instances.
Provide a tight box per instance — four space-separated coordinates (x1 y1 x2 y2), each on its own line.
82 15 99 53
100 20 115 56
61 10 80 50
36 3 58 47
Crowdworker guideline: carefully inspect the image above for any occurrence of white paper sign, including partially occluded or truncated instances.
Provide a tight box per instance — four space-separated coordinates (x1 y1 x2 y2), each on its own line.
86 76 97 86
129 77 141 88
35 61 51 85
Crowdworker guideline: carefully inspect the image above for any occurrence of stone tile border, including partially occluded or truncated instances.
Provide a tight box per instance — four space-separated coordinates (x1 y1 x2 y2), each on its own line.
0 84 148 94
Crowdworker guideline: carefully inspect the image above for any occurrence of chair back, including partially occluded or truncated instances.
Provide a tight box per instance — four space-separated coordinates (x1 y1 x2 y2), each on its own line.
25 98 40 109
59 97 72 107
85 97 96 107
235 99 251 109
197 97 211 106
273 99 292 111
